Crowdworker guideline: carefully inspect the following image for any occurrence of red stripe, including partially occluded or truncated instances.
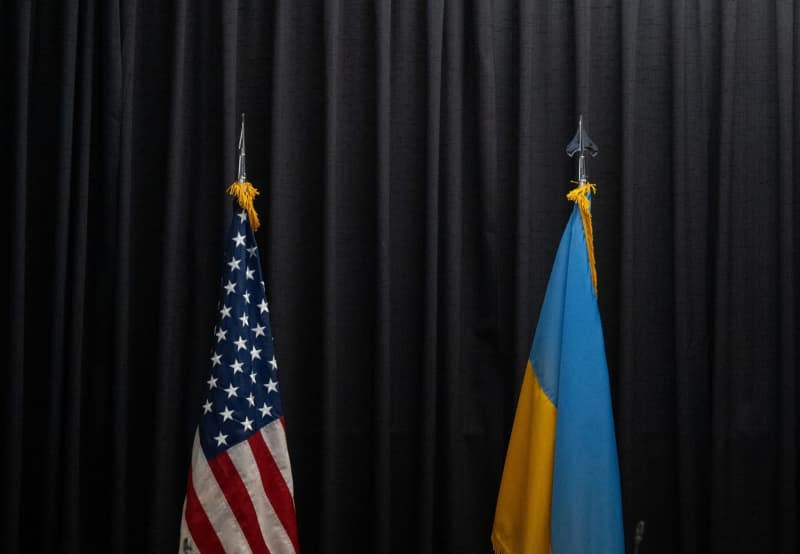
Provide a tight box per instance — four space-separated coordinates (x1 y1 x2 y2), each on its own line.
249 430 301 552
184 473 226 554
208 452 272 554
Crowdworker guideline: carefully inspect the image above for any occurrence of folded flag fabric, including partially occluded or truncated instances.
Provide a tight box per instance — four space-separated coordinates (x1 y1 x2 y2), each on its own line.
179 182 300 553
492 183 624 554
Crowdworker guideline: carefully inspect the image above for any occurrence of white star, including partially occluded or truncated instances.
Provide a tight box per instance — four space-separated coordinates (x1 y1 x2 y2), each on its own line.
207 375 218 389
202 399 213 414
265 379 278 393
247 245 258 258
259 403 273 418
269 355 278 371
219 406 233 423
242 291 251 304
250 346 262 361
224 383 239 398
252 323 266 338
215 328 228 342
224 280 236 295
260 280 265 289
258 299 269 314
249 371 257 384
232 232 246 247
210 352 222 366
246 393 255 407
220 305 232 319
234 336 247 351
229 359 244 373
241 417 254 431
219 406 234 422
237 210 247 222
214 431 229 446
245 267 255 280
239 313 249 327
228 256 241 271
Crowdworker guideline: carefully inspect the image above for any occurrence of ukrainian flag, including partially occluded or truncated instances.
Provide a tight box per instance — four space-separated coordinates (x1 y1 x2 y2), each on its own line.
492 183 624 554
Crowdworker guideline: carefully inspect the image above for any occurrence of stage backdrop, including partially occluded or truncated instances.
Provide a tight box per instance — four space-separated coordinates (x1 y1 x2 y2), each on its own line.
2 1 797 553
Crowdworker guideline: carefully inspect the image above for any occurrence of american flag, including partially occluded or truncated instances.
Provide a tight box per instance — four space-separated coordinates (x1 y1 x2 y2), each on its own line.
179 205 299 553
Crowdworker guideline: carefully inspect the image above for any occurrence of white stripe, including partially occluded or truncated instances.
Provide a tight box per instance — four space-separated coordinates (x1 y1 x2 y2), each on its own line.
261 421 295 496
227 438 296 553
188 431 250 551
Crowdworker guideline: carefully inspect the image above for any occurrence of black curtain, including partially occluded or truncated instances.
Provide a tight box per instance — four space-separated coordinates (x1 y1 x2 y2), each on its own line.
2 1 798 553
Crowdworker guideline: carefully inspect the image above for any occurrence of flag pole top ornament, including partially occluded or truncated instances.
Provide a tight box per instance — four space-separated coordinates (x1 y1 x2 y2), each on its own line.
228 112 261 231
565 114 599 294
238 112 247 183
566 114 599 186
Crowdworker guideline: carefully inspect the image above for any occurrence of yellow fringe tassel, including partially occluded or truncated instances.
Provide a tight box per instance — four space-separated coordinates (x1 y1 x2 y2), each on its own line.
227 181 261 232
566 181 598 295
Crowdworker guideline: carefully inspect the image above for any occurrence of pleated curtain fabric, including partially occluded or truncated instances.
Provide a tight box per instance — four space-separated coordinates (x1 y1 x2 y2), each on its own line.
1 1 798 553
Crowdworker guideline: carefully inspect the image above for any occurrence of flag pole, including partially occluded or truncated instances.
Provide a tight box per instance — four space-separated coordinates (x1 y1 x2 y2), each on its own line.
565 114 600 294
228 112 261 231
577 114 586 185
237 112 247 184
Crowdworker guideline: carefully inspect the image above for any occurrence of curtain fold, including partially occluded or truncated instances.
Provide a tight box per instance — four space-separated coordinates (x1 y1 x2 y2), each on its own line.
670 1 714 550
3 3 33 552
1 1 797 552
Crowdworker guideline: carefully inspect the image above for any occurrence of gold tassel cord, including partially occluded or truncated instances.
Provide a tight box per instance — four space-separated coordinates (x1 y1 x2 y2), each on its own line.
566 181 598 295
227 181 261 232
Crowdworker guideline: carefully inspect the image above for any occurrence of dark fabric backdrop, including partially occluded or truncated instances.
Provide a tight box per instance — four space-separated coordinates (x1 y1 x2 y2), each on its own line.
2 1 798 553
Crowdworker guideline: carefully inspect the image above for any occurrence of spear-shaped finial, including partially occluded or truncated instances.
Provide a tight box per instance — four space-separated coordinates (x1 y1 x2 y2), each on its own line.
237 112 247 183
566 114 599 185
227 112 261 230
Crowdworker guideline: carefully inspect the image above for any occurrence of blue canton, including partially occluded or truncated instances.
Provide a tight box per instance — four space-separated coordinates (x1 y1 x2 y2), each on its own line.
199 206 284 459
